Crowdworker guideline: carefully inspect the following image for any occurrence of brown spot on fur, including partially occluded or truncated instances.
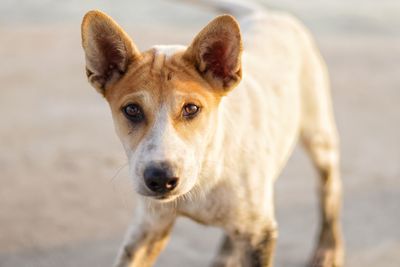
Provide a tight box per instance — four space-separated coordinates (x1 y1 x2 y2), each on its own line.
149 49 157 71
248 229 277 267
167 71 173 81
124 245 133 260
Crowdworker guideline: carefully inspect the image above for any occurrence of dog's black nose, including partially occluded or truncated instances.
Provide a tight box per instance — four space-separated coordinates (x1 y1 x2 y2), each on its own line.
143 162 178 194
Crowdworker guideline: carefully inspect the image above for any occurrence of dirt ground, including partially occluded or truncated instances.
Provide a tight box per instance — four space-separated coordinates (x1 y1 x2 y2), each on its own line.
0 1 399 266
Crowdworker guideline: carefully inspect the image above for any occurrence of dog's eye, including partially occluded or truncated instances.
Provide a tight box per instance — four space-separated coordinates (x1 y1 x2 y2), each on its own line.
123 104 145 123
182 103 200 119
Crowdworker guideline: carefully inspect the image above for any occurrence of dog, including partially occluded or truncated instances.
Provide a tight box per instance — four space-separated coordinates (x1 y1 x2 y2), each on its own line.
81 1 343 266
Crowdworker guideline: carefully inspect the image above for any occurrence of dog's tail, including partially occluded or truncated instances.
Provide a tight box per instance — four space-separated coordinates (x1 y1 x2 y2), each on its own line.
181 0 265 21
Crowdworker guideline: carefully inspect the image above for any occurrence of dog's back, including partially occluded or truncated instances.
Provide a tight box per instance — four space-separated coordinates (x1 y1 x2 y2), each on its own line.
201 0 338 183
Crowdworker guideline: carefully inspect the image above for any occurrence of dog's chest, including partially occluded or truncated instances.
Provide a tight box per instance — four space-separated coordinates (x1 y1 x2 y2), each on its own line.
176 185 238 226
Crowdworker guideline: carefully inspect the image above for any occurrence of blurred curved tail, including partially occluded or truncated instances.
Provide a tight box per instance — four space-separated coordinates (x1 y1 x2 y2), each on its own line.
182 0 264 20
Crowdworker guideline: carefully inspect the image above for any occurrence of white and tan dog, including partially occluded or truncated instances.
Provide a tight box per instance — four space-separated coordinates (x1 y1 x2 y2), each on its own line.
81 1 343 266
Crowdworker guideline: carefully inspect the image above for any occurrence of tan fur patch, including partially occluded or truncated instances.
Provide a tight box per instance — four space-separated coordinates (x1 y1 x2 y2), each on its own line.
105 49 222 151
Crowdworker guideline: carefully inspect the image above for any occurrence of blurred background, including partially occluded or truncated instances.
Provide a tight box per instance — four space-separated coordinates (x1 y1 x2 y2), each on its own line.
0 0 399 266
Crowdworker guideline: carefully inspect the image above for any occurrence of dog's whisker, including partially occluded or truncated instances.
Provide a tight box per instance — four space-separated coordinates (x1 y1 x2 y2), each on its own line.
109 162 129 183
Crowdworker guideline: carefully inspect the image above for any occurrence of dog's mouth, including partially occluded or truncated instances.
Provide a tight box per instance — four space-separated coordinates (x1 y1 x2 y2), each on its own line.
150 194 179 203
136 188 180 202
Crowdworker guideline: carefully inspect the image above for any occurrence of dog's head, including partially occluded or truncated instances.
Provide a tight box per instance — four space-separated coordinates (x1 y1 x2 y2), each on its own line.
81 10 242 202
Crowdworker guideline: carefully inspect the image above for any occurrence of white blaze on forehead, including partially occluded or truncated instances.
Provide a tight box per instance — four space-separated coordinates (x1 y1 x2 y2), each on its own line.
152 45 187 58
146 104 182 159
150 104 169 144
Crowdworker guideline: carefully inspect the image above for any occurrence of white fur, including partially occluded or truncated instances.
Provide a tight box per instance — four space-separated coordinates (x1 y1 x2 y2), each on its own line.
128 104 200 200
152 45 186 58
112 2 342 266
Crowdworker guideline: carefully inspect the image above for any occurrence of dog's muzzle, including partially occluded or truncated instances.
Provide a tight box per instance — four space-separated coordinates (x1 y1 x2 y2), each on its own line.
143 161 179 195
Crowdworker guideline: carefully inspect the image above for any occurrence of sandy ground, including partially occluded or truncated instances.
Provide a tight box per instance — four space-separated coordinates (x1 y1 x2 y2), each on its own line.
0 1 399 266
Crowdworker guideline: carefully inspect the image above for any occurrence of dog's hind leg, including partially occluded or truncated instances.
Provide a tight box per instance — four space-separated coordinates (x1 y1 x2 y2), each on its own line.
212 235 234 267
298 25 344 267
300 69 343 267
301 128 344 267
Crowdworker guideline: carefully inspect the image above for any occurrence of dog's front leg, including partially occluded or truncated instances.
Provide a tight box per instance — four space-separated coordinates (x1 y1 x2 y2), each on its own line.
113 202 176 267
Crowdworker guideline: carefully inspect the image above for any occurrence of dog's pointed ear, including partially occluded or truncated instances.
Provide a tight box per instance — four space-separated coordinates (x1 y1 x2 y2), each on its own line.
81 10 140 95
183 15 243 93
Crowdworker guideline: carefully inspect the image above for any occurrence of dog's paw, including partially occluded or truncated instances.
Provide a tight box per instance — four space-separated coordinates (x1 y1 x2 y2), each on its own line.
309 245 343 267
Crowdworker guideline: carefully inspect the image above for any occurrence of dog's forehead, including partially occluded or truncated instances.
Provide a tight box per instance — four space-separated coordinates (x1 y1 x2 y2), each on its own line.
152 45 187 58
106 45 216 108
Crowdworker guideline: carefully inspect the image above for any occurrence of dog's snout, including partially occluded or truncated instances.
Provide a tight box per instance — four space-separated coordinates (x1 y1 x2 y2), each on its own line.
143 162 179 194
